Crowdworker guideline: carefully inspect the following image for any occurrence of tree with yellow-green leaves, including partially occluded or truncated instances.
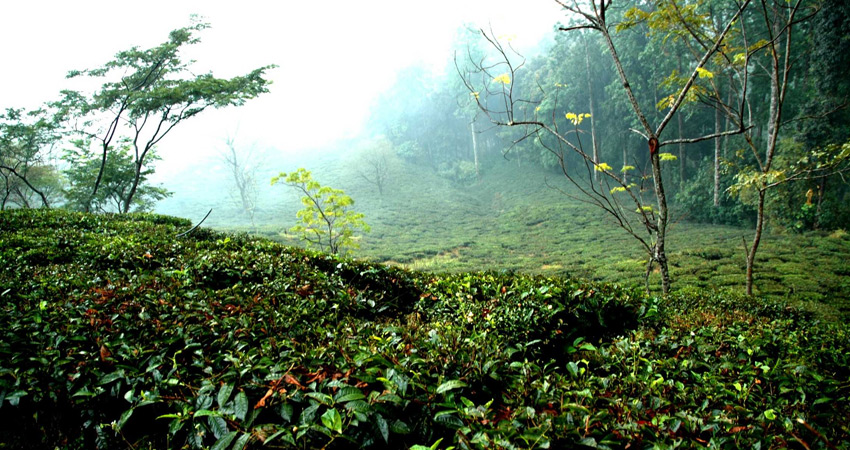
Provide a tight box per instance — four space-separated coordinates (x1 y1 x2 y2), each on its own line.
271 168 370 256
460 1 752 294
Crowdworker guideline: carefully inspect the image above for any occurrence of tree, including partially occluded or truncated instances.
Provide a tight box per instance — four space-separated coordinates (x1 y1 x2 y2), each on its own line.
271 168 370 255
725 0 850 295
357 139 392 196
63 139 170 213
220 133 262 227
0 108 62 209
462 0 750 294
452 25 494 183
787 0 850 230
55 19 274 213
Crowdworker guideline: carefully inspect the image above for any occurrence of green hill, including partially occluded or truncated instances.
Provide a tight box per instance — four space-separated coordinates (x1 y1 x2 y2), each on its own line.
1 209 848 449
189 151 850 320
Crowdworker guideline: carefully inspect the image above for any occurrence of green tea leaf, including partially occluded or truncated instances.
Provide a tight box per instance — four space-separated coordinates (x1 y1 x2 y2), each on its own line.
117 408 134 431
390 419 411 434
436 379 467 394
193 409 217 418
210 431 238 450
306 392 334 405
217 383 234 407
98 370 125 385
263 429 289 445
335 391 366 403
7 390 27 406
280 403 294 422
375 414 389 443
232 432 251 450
233 391 248 421
208 416 228 439
321 408 342 433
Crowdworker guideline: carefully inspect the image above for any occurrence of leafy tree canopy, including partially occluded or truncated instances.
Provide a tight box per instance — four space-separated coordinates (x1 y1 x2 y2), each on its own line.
54 18 275 213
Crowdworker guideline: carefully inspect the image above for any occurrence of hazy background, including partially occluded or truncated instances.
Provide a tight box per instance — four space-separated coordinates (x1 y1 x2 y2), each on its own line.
3 1 848 313
1 0 560 186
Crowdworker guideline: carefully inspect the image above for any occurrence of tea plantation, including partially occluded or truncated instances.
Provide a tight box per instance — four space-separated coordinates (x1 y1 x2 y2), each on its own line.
0 209 847 449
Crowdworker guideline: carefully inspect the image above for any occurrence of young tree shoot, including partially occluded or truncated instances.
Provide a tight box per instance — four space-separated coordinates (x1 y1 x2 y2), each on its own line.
271 168 370 255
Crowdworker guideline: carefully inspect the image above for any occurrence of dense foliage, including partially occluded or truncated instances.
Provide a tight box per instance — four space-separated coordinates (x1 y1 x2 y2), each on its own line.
62 139 171 213
1 209 847 449
370 1 850 234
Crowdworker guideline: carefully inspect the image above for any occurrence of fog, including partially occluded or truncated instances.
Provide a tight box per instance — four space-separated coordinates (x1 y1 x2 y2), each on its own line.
3 0 848 305
1 1 560 181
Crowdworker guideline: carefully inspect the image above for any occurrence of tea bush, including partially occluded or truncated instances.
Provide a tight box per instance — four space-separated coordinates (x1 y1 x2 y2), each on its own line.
0 209 847 449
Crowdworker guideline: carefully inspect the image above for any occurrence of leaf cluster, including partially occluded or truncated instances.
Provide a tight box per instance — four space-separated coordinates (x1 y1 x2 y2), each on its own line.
0 209 847 449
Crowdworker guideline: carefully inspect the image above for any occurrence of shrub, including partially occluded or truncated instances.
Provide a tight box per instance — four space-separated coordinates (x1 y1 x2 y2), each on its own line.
0 209 847 449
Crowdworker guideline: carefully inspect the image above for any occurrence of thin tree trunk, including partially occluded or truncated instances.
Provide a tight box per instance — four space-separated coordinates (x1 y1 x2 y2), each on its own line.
675 54 686 187
583 33 600 182
598 26 670 294
746 190 766 295
1 165 50 208
678 112 685 185
1 178 8 210
714 102 722 206
122 160 143 214
622 138 628 185
648 138 671 294
723 88 732 158
746 1 795 296
471 121 480 182
814 178 826 230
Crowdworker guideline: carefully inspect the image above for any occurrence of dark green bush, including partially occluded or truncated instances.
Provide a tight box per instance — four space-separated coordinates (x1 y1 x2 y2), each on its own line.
1 209 847 449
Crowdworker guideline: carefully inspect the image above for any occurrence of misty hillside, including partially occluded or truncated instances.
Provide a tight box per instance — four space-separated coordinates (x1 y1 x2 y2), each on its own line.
153 147 850 320
3 1 850 448
1 209 848 449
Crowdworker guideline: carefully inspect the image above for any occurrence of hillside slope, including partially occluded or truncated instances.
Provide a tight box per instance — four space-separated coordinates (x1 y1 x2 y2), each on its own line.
179 148 850 319
2 209 846 449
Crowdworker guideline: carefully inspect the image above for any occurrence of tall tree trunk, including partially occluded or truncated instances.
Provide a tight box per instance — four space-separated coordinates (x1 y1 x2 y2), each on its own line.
723 88 732 158
746 2 793 296
622 137 628 185
649 142 671 295
645 138 672 294
1 178 8 210
122 160 143 214
471 121 480 182
676 54 685 187
714 102 722 206
583 33 600 182
678 111 685 186
814 178 826 230
1 165 51 209
598 26 671 294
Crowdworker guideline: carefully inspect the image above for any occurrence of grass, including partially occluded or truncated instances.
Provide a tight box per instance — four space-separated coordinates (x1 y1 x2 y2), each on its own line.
156 146 850 321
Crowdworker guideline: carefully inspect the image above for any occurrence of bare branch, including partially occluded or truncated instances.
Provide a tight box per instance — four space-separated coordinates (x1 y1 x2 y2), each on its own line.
661 125 754 147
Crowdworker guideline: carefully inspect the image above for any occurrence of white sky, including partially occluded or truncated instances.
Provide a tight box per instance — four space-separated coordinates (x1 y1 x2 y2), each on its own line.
0 1 563 177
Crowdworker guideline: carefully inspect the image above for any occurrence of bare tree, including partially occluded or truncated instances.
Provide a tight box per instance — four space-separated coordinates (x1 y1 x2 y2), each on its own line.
357 140 392 196
220 133 261 227
460 0 751 294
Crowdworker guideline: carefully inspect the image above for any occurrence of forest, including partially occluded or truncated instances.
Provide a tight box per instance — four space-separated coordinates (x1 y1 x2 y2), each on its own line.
1 1 850 449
